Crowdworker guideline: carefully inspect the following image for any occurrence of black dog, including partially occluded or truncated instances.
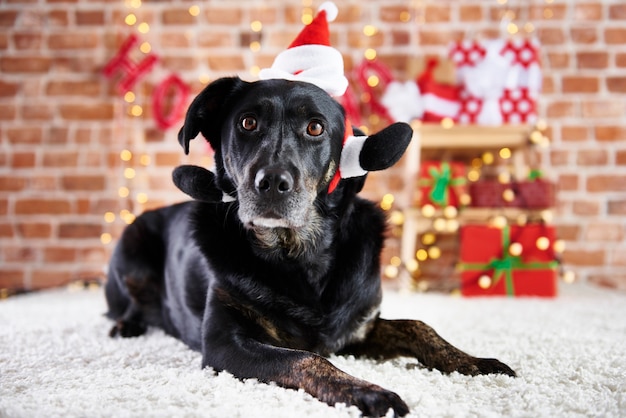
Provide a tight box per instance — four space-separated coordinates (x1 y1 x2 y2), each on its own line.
105 77 515 417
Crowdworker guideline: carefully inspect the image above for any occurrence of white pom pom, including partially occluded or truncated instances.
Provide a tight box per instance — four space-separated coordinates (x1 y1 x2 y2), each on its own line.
318 1 338 22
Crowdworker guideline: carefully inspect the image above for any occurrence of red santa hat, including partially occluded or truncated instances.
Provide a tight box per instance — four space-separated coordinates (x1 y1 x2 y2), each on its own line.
259 2 348 97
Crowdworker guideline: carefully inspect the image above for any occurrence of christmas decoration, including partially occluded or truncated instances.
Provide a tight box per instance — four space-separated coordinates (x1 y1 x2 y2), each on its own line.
103 33 190 130
459 224 559 297
449 38 541 125
258 1 348 97
416 58 461 122
418 161 468 208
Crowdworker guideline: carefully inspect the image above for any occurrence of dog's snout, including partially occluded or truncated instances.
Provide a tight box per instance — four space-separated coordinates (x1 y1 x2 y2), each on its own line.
254 168 294 196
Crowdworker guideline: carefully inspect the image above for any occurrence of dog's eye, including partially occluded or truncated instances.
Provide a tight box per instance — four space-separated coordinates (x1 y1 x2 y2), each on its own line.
307 121 324 137
241 116 257 131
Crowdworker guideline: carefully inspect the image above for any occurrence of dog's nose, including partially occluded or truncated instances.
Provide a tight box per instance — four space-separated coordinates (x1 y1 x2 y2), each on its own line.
254 168 294 196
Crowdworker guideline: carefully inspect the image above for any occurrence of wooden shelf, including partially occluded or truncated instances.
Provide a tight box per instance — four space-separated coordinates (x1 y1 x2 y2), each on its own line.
412 123 531 149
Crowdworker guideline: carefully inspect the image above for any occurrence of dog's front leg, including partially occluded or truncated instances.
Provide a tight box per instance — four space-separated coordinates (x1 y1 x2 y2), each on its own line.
203 335 409 417
341 318 516 377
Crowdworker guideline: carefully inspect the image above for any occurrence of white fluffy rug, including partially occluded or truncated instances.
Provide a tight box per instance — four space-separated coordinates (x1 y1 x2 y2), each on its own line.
1 283 625 418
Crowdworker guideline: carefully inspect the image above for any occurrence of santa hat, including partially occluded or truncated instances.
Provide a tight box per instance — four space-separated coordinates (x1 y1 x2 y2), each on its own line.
259 2 348 97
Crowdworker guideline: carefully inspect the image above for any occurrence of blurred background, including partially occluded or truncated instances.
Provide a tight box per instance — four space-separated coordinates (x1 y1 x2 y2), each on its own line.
1 0 625 296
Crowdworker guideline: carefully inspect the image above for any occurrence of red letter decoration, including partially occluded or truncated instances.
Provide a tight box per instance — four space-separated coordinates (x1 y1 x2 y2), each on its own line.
103 34 159 94
152 74 190 130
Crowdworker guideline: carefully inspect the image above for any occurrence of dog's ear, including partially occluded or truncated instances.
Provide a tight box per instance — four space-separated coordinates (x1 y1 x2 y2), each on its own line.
359 122 413 171
172 165 225 202
338 122 412 182
178 77 247 155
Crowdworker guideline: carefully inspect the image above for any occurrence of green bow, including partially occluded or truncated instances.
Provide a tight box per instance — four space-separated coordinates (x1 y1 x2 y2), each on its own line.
421 162 466 207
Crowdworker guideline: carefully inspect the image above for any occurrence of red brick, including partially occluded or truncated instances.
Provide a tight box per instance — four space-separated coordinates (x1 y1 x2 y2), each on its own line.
572 200 600 216
576 149 608 166
58 223 102 239
30 270 74 291
460 5 483 21
45 247 76 262
6 127 43 144
617 150 626 165
162 8 196 25
0 10 18 26
561 125 589 142
0 104 16 119
608 200 626 215
22 104 53 120
609 4 626 19
76 10 105 25
545 52 570 69
607 77 626 93
550 150 569 166
594 125 626 142
3 246 37 263
0 80 20 97
570 27 598 44
576 51 608 69
48 33 99 49
197 31 235 48
423 5 451 23
0 56 51 73
0 270 24 290
59 103 114 120
207 55 245 71
43 151 79 167
616 53 626 67
418 29 461 46
15 199 71 215
529 4 567 20
562 76 599 93
205 7 242 25
584 222 624 242
0 176 27 191
582 99 625 118
587 175 626 192
605 28 626 44
159 32 190 48
574 3 603 20
0 223 14 238
16 223 52 238
562 249 605 266
558 174 579 191
13 32 43 50
48 10 69 26
546 101 576 118
61 175 106 191
537 28 565 45
46 80 101 96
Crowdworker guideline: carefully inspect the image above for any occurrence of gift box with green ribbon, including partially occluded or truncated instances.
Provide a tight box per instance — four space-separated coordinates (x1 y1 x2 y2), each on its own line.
469 170 555 209
418 161 467 208
459 223 558 297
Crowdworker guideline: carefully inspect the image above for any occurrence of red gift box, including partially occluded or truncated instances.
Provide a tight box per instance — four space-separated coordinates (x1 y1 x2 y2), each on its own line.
459 224 558 297
469 180 555 209
418 161 467 208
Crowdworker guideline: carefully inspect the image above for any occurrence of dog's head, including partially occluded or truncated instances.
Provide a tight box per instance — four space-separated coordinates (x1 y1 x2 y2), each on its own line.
178 77 346 230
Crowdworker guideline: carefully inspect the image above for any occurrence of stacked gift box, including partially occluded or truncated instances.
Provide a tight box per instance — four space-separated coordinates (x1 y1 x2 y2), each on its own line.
413 157 560 297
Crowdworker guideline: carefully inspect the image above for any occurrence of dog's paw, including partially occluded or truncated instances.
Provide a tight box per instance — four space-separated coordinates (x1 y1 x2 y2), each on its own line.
109 320 147 338
457 357 516 377
340 385 409 417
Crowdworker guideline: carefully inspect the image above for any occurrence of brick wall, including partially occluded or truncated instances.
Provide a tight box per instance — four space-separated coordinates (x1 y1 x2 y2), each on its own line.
1 0 625 294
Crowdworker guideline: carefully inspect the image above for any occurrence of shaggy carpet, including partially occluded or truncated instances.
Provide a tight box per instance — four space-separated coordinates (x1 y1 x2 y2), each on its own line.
1 282 624 418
